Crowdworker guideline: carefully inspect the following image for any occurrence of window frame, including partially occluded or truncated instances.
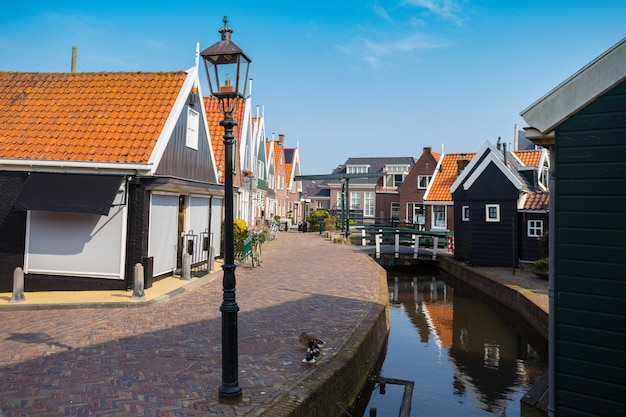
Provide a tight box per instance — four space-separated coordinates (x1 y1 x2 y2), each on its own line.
364 192 375 217
350 191 361 210
527 219 544 237
462 205 470 221
418 175 432 189
186 107 199 150
432 205 446 229
485 204 500 222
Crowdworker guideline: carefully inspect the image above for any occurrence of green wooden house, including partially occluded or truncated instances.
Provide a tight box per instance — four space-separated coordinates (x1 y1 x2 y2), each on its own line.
521 37 626 416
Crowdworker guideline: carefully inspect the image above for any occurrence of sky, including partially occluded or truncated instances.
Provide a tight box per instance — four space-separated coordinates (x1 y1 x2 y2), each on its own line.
2 1 625 175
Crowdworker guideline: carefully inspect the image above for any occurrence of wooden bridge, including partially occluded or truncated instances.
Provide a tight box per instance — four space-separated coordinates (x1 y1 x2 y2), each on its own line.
352 226 453 267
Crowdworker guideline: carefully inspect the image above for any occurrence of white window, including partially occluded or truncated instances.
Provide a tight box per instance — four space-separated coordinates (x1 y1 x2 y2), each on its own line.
385 173 406 188
346 165 369 174
486 204 500 222
337 191 345 210
528 220 544 237
418 175 431 189
364 192 375 217
407 203 424 224
350 192 360 210
432 205 446 228
186 108 199 149
257 161 265 180
385 164 410 172
391 202 400 220
462 205 470 221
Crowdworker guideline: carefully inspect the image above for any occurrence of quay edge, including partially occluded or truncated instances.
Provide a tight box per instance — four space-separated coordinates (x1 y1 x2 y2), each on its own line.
438 256 549 341
261 256 390 417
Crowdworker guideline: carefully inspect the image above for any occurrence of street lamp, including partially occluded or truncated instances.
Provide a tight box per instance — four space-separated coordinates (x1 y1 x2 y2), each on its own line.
200 16 251 402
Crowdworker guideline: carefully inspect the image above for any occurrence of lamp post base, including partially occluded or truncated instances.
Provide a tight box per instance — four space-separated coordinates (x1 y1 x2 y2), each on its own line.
219 384 242 401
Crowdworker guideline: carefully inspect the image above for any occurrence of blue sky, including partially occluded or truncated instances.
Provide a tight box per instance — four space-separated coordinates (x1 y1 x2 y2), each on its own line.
2 1 625 174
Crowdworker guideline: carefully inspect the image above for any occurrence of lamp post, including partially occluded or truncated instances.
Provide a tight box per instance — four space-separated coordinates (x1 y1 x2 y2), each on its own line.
200 16 251 401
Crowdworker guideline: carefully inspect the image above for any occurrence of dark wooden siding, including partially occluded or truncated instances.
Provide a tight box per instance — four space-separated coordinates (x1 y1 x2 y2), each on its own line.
0 172 28 292
553 79 626 415
155 93 215 183
518 212 548 262
455 162 519 267
452 198 470 261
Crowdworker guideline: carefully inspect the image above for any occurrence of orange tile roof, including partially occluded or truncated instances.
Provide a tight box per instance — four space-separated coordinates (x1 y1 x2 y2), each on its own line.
423 301 454 348
273 141 281 174
285 153 294 181
0 71 187 164
514 149 541 167
425 153 475 201
203 96 246 184
524 191 550 210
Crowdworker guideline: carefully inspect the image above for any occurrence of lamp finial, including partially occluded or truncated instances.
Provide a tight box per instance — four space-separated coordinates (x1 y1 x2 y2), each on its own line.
220 16 233 41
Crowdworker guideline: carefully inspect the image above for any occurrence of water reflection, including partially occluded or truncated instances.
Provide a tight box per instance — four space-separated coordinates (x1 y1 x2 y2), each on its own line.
351 268 547 417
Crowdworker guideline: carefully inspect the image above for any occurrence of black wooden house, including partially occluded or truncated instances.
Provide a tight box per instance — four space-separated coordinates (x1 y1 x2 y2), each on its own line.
521 37 626 416
451 140 549 267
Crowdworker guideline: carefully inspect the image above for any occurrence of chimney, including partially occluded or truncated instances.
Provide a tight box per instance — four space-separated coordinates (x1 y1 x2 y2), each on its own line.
457 155 469 174
71 46 77 72
278 134 285 147
424 146 432 155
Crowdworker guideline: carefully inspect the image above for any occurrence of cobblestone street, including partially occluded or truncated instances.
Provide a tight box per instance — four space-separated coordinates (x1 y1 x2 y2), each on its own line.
0 232 386 416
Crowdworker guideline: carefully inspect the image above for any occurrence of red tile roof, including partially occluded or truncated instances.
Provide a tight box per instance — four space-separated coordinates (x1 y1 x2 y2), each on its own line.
425 153 475 202
524 191 550 210
514 149 542 167
203 96 246 184
0 71 187 164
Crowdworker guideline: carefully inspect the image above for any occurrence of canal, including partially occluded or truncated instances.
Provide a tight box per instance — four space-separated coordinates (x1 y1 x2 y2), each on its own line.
349 267 548 417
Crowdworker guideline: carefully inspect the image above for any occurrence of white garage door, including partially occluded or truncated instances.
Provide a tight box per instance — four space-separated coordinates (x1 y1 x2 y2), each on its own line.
24 205 126 279
149 193 179 276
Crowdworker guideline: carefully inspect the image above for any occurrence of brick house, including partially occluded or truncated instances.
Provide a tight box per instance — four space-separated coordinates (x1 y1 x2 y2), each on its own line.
397 146 441 228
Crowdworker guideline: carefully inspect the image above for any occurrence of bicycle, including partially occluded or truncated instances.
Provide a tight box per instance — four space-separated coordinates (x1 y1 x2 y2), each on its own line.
250 235 262 268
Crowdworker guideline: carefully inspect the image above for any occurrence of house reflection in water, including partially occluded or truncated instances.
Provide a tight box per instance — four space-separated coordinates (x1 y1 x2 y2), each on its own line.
387 273 546 415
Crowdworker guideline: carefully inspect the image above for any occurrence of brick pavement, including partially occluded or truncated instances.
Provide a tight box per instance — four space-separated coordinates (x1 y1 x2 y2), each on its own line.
0 232 386 417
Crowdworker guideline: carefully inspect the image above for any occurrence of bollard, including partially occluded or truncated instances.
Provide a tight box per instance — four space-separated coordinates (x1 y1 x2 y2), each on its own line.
131 263 145 300
375 233 381 259
181 252 191 281
395 229 400 259
361 229 367 246
10 267 25 303
208 246 215 271
413 234 419 259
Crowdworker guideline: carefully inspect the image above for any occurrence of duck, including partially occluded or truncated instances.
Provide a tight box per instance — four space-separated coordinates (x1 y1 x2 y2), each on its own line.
299 332 324 348
300 332 324 364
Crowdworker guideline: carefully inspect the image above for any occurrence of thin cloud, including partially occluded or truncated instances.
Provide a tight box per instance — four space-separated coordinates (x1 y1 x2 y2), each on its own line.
402 0 465 25
372 3 393 22
361 32 448 67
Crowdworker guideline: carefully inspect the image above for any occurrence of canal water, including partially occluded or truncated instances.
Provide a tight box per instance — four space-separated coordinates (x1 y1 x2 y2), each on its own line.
349 267 548 417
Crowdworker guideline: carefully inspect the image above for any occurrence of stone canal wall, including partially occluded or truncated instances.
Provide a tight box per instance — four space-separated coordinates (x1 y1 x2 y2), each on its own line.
264 261 390 417
438 257 549 339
